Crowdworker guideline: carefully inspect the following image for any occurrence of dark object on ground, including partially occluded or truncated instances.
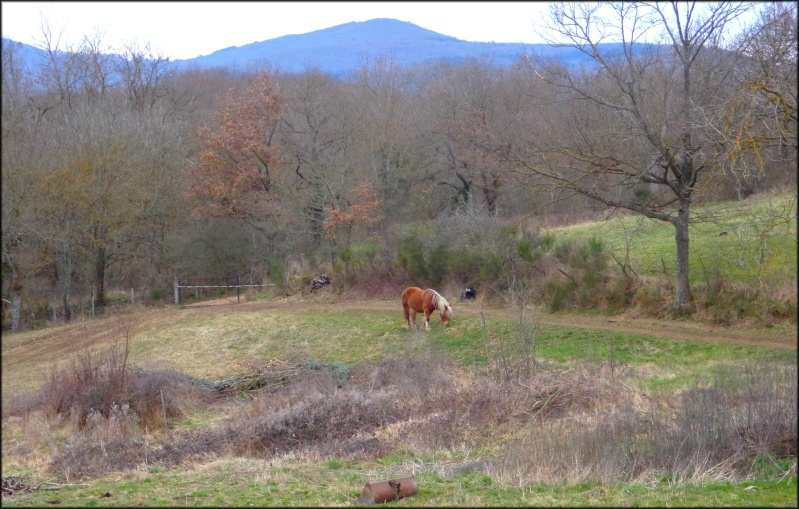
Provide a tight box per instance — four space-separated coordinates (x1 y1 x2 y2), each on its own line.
310 274 331 292
461 287 476 301
357 475 419 504
2 477 38 495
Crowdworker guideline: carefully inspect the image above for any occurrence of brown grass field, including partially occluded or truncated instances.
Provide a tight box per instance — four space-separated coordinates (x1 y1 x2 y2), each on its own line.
1 294 796 506
3 296 795 398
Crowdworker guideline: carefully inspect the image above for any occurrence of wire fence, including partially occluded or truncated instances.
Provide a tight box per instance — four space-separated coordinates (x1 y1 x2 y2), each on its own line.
173 276 274 304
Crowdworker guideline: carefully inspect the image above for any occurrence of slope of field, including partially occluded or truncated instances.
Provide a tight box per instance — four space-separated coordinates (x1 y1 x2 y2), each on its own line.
2 296 796 507
547 192 797 286
2 193 796 506
3 298 795 399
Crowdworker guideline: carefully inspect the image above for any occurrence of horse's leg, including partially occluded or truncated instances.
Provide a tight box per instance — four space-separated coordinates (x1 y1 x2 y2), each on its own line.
411 310 418 329
424 310 431 331
403 304 411 328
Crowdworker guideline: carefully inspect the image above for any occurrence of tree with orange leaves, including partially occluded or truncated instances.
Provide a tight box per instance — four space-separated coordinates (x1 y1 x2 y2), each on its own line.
189 71 284 229
323 181 383 276
323 181 381 244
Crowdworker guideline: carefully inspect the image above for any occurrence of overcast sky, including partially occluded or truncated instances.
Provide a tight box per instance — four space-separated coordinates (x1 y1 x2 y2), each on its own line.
2 2 557 59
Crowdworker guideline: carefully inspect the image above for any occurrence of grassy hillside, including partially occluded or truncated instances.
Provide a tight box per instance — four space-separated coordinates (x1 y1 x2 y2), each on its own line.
2 192 796 507
547 192 797 287
2 299 796 506
2 300 795 398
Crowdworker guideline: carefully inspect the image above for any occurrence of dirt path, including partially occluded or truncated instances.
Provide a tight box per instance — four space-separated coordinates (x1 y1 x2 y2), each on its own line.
187 297 797 350
3 297 794 399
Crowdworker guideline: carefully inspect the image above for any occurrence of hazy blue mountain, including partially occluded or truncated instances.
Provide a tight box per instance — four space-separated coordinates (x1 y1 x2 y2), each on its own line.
2 36 52 74
172 18 548 75
3 18 636 80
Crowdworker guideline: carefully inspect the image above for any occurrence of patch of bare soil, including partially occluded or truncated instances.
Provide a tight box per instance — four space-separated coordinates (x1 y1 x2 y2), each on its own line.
183 296 244 307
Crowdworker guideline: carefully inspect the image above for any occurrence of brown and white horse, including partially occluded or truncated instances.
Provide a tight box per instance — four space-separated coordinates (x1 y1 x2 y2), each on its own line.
401 287 452 331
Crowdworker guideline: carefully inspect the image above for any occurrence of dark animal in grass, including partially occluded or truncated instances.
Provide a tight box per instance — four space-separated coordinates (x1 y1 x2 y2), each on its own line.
310 274 330 292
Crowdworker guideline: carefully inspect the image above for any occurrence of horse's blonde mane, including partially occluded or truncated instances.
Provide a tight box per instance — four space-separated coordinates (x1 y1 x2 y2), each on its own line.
427 289 451 315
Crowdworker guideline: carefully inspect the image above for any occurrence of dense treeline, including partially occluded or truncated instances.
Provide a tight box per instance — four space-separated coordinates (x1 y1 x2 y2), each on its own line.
2 2 796 331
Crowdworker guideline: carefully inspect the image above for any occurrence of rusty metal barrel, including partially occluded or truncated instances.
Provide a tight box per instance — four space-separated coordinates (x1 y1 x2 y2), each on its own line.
357 475 419 504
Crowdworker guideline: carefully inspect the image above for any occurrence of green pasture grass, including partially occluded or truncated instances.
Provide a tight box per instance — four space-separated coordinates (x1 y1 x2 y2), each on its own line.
532 326 797 391
2 304 795 398
2 453 795 507
443 313 796 391
2 302 796 506
547 192 797 286
531 325 796 370
422 311 796 367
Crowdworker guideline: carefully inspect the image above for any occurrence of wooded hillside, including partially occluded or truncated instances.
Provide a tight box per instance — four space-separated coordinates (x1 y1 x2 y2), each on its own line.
2 2 796 331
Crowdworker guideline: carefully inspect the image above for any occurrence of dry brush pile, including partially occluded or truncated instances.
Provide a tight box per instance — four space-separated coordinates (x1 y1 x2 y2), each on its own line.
2 341 796 485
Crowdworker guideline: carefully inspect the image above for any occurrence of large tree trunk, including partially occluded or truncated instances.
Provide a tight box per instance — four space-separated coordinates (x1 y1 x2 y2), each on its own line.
94 244 107 309
10 280 22 332
672 204 691 310
62 248 72 323
481 182 498 214
452 171 472 208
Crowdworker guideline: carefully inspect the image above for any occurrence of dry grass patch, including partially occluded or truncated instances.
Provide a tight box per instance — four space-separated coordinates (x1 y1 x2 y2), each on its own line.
2 301 795 502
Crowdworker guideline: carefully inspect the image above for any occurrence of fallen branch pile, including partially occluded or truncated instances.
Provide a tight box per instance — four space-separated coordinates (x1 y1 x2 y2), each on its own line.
2 477 38 496
185 359 351 395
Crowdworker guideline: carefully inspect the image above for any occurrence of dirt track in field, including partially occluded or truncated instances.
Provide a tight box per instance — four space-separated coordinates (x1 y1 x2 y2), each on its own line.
2 296 794 398
185 297 797 351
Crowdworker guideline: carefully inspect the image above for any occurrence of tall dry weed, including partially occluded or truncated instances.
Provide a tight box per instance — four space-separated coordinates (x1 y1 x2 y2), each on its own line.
491 362 797 485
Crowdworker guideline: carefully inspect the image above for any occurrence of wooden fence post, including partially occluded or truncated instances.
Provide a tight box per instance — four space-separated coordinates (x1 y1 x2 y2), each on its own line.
174 278 180 305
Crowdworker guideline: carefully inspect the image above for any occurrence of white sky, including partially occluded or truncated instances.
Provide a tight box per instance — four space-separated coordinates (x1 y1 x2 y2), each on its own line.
1 2 556 60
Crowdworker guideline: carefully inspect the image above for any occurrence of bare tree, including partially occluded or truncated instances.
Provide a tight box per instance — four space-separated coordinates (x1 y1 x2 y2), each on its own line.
425 61 514 214
351 57 422 225
518 1 753 310
34 98 187 311
33 17 81 111
739 2 797 140
115 41 174 111
73 29 117 102
723 2 797 196
278 70 360 251
11 20 193 316
2 39 41 330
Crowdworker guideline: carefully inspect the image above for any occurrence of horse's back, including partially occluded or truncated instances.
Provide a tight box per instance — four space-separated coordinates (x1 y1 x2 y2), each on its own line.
402 286 425 309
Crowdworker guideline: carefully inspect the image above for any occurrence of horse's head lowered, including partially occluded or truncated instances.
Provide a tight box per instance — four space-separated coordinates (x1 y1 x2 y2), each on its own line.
437 294 452 326
402 287 453 330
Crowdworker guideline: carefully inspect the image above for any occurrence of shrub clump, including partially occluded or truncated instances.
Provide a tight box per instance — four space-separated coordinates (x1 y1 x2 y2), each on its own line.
492 362 798 485
47 404 149 481
40 357 194 432
27 348 798 486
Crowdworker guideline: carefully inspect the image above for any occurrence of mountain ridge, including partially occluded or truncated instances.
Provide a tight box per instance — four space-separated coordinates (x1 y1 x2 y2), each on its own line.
3 18 605 78
172 18 538 75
